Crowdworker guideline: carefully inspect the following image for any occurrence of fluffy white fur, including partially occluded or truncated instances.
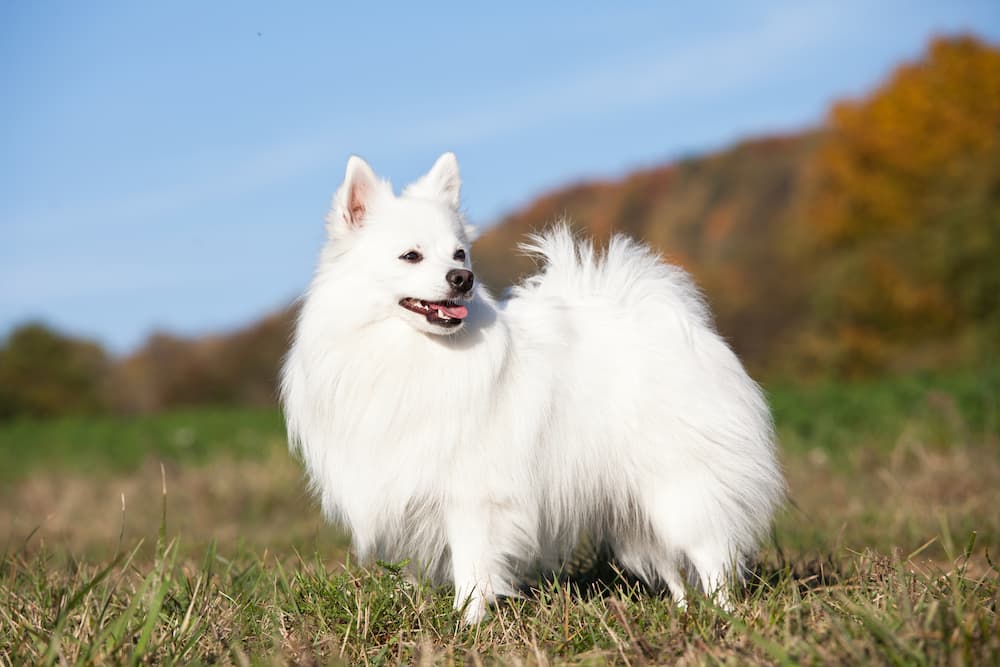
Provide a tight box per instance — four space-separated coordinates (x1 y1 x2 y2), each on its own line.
281 152 785 624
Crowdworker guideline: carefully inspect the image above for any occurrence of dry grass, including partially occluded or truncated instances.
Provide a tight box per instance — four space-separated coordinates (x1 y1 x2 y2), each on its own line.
3 429 996 567
2 439 998 664
2 529 997 665
782 440 1000 567
2 450 346 560
1 369 998 664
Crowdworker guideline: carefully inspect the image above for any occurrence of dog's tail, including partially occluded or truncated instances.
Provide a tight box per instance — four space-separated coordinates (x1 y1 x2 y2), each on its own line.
514 222 711 323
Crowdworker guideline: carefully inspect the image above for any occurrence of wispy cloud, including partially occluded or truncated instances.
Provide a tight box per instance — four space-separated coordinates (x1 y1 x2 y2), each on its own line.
400 4 844 147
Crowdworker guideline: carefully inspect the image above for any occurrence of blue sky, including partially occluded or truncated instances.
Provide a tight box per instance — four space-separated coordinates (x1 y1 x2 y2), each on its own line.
3 1 998 353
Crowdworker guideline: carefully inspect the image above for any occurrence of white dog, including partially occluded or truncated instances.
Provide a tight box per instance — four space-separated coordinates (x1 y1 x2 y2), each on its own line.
281 153 784 623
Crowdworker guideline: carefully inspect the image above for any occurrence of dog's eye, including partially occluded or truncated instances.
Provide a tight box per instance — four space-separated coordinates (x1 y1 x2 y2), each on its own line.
453 249 466 262
399 250 423 263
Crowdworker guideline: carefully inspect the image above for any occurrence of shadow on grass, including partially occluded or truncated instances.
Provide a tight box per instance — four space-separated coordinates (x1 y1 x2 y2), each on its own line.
518 542 843 605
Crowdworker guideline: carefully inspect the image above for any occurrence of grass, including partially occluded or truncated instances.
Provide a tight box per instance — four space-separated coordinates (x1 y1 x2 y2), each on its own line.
769 364 1000 458
1 367 999 664
3 532 998 664
0 407 286 483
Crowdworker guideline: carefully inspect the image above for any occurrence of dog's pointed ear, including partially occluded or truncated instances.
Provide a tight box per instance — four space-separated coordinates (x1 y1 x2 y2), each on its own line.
328 155 379 233
404 152 461 209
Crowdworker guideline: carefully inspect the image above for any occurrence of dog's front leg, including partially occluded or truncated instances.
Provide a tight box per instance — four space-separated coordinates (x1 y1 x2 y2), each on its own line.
445 504 514 625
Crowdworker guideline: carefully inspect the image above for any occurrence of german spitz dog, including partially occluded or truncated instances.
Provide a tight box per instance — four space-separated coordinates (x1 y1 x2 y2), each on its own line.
281 153 784 623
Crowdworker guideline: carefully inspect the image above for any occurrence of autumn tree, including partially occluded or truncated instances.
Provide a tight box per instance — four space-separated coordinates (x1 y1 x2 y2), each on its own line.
801 35 1000 374
0 323 111 418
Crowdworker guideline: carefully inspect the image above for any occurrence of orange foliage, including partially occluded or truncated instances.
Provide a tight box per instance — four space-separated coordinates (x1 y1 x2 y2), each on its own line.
811 36 1000 245
801 35 1000 374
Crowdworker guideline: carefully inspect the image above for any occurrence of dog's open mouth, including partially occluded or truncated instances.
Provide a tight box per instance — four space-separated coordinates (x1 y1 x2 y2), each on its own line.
399 298 468 327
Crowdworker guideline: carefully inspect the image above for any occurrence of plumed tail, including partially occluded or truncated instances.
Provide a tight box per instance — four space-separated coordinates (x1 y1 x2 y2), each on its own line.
514 222 712 325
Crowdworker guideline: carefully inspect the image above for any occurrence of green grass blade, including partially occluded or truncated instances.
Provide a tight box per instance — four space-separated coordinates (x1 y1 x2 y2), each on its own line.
41 551 125 667
130 541 178 665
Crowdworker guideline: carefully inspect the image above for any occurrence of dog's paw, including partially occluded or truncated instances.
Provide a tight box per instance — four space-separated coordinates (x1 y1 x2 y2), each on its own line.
455 589 490 625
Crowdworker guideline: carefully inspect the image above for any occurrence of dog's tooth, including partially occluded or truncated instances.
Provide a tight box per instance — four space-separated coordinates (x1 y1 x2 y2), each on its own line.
437 308 446 319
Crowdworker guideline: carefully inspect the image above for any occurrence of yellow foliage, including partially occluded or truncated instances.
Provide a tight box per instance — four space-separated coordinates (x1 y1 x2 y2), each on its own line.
811 36 1000 244
799 35 1000 374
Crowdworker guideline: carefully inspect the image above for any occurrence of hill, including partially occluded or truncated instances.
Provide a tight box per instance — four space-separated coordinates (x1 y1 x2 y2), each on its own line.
2 35 997 416
472 132 820 374
475 35 1000 377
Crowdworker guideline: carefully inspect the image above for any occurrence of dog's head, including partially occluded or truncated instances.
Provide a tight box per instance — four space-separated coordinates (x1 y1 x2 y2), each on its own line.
323 153 478 336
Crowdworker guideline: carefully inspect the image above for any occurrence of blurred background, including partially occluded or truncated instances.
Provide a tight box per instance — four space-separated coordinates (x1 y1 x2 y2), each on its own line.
2 3 999 564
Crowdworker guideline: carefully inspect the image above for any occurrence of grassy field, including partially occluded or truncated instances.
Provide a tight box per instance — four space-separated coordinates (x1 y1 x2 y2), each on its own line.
1 368 998 664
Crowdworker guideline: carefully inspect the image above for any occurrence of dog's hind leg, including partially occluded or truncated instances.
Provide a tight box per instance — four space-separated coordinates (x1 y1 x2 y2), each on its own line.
642 492 736 609
654 557 687 607
611 536 686 607
687 544 737 610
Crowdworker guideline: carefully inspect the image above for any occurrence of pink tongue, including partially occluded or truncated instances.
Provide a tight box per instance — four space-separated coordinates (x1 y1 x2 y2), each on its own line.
432 302 468 319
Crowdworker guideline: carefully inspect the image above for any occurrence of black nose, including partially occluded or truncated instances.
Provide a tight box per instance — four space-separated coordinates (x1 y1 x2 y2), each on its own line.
446 268 475 294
